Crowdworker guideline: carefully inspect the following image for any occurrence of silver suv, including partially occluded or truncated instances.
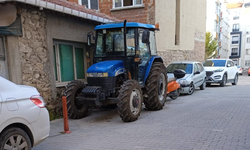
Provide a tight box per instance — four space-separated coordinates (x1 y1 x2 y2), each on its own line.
203 59 238 87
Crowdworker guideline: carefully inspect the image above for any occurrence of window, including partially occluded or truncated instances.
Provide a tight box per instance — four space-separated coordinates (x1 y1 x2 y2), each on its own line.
0 36 5 61
245 60 250 67
231 47 238 56
113 0 142 8
247 37 250 43
149 31 157 55
194 64 199 73
166 64 193 74
139 29 150 58
197 63 204 72
246 49 250 55
79 0 98 10
232 36 239 44
53 41 86 85
232 24 239 32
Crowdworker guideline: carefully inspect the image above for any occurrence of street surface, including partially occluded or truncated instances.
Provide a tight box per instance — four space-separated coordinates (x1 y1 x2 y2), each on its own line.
33 73 250 150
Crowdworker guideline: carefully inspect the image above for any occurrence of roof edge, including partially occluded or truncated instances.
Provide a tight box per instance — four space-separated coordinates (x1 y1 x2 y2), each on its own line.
0 0 116 23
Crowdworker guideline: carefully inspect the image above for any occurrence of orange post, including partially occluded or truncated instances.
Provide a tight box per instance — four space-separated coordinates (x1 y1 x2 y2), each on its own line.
62 96 71 134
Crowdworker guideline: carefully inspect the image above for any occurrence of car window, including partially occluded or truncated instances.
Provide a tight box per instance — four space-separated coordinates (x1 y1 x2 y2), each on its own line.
194 64 199 73
166 63 193 74
226 60 231 67
230 61 234 67
203 60 226 67
197 63 204 72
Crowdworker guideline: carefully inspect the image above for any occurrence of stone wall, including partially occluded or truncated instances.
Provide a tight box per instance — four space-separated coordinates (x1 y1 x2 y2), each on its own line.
18 7 54 106
158 30 205 66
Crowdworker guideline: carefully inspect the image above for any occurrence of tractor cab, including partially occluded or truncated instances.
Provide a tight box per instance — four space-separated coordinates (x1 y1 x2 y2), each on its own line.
89 22 158 85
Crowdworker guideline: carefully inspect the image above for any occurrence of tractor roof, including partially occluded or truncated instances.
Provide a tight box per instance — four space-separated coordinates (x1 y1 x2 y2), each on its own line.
95 22 155 30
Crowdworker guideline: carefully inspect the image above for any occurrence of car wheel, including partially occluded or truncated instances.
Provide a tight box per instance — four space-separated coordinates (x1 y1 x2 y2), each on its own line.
220 74 227 87
232 74 238 85
248 74 250 76
0 127 32 150
200 80 206 90
187 83 195 95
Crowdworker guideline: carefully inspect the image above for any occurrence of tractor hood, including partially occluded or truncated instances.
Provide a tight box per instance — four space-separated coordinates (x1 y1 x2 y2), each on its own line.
87 60 125 76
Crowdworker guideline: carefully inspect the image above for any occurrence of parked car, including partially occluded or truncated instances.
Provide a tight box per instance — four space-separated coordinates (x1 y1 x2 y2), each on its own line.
166 61 206 95
237 66 243 75
203 59 238 87
248 67 250 76
0 76 50 150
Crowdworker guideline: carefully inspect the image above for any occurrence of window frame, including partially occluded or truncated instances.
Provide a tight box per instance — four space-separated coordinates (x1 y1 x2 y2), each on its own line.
113 0 143 8
53 41 87 87
78 0 99 10
232 36 239 44
231 47 239 56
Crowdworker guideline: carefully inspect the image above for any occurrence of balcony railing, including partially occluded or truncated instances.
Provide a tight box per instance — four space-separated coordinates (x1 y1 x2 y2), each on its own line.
231 52 238 56
232 41 239 44
232 29 240 32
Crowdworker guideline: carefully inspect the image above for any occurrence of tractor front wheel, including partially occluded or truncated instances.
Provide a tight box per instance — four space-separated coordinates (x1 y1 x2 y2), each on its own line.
144 62 168 110
117 80 142 122
64 80 88 119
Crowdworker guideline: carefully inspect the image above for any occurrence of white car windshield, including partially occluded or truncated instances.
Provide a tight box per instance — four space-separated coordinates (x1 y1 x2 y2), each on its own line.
203 60 226 67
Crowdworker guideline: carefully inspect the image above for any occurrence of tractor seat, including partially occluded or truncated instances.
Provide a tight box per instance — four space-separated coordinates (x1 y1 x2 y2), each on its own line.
168 78 176 83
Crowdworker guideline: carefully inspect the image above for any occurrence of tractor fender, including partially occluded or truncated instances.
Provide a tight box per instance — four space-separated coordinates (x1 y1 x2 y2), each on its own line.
143 56 163 85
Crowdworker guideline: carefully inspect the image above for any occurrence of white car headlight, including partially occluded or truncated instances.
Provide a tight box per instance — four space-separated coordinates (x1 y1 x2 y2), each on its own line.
178 79 189 85
214 69 224 72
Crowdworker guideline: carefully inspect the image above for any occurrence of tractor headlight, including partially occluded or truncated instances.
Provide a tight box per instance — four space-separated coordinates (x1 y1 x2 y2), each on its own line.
87 73 108 77
87 73 94 77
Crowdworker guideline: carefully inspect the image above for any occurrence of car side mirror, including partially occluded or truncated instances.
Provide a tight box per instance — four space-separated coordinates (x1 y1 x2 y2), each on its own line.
194 71 200 75
227 64 231 67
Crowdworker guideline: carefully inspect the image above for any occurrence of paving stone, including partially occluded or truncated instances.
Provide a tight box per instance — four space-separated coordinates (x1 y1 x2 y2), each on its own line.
33 75 250 150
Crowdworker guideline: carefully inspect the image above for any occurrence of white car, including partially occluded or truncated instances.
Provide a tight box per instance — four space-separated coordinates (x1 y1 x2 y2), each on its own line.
203 59 238 87
0 76 50 150
166 61 206 95
237 66 243 75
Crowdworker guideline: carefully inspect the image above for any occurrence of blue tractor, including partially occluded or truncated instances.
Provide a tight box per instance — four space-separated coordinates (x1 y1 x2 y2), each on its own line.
64 21 167 122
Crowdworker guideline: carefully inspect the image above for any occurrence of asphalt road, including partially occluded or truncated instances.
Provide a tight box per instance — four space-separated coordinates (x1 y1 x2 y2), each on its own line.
33 73 250 150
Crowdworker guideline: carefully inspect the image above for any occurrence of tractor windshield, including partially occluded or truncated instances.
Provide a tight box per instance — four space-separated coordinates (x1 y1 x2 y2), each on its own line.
95 28 135 57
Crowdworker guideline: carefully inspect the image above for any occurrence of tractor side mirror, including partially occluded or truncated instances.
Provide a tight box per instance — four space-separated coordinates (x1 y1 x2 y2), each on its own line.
87 31 95 46
142 29 150 43
87 34 91 46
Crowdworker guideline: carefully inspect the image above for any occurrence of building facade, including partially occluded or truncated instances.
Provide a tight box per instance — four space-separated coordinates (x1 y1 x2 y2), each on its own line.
0 0 117 115
226 1 250 68
72 0 206 66
206 0 231 59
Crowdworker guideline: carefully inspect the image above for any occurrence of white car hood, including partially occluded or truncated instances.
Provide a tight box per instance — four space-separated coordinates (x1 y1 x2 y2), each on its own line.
204 66 224 71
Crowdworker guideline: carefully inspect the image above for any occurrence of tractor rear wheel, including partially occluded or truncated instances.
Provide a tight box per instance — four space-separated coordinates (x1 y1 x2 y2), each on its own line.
64 80 88 119
117 80 142 122
144 62 168 110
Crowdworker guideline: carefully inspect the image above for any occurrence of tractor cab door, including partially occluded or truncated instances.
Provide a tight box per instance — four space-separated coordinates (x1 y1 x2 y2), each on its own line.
137 29 151 85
